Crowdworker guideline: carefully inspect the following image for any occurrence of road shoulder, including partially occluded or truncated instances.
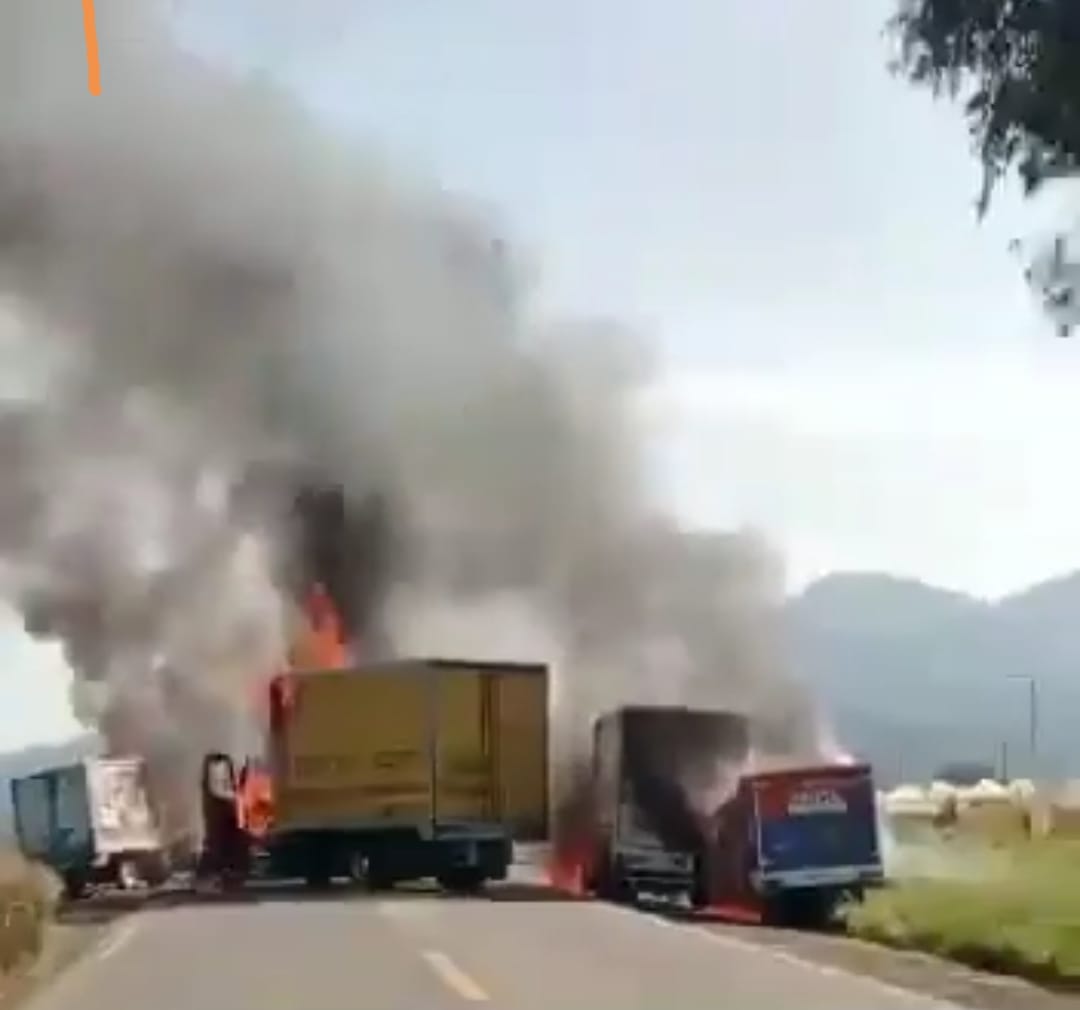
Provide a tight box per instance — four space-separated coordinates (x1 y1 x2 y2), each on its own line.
704 921 1080 1010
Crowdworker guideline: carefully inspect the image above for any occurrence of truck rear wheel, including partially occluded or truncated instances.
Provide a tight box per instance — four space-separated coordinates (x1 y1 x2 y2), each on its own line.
117 858 141 891
764 891 833 929
437 868 486 895
138 853 169 889
62 870 87 901
364 855 398 892
304 865 332 889
595 858 634 905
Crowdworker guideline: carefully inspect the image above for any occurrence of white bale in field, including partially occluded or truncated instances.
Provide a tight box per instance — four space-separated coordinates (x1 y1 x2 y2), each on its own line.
1030 780 1080 838
884 785 937 818
886 784 928 806
1054 779 1080 805
964 778 1009 802
1008 778 1037 805
955 778 1027 839
928 780 958 798
883 783 953 843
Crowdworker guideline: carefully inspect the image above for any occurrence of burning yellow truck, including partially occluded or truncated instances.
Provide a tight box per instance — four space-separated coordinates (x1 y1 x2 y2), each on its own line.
202 658 550 892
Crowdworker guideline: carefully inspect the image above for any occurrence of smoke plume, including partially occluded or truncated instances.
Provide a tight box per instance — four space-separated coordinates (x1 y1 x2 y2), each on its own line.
0 3 835 828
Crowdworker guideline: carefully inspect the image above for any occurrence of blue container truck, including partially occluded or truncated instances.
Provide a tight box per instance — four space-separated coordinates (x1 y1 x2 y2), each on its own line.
703 762 884 926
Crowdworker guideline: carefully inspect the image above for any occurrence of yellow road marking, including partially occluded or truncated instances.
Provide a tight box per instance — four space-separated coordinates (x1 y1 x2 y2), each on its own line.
422 950 489 1002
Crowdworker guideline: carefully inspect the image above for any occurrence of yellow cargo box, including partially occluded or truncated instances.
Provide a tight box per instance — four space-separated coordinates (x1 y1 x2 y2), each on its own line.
269 659 548 841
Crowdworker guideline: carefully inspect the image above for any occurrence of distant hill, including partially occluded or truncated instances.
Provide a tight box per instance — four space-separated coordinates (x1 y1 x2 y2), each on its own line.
787 572 1080 786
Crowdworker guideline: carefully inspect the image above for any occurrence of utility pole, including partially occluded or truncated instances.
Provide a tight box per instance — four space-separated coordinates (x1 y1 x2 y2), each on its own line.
1007 674 1038 774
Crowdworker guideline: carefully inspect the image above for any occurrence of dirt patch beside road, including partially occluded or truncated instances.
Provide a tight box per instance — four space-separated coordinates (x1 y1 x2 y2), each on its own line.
0 854 123 1010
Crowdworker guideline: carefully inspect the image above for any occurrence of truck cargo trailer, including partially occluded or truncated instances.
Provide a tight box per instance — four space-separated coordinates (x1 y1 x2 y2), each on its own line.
704 762 884 926
584 706 751 907
10 757 191 900
203 657 549 892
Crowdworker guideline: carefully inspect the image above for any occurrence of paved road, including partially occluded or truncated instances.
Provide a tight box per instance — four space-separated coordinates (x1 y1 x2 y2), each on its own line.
25 881 968 1010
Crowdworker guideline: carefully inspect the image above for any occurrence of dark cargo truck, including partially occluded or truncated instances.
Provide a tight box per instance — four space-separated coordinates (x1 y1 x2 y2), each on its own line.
583 706 751 907
704 762 884 925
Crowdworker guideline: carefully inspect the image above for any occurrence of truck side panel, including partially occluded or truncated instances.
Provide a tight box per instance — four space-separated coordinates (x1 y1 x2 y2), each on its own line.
85 759 162 855
272 666 434 831
11 765 93 868
491 666 548 841
434 668 491 824
592 713 620 841
751 766 882 888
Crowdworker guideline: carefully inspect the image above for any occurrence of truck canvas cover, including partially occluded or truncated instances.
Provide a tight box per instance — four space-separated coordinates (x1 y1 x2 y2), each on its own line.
749 764 882 888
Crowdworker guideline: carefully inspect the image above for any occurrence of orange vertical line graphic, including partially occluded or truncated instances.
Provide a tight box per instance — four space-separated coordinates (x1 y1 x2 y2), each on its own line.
82 0 102 95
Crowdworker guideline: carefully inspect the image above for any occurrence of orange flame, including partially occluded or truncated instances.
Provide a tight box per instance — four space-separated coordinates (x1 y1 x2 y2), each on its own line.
546 841 591 896
288 582 351 671
242 583 353 836
546 770 598 895
237 761 274 839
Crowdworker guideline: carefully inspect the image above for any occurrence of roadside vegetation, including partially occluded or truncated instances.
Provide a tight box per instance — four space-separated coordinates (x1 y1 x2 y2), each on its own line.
0 851 57 979
847 838 1080 989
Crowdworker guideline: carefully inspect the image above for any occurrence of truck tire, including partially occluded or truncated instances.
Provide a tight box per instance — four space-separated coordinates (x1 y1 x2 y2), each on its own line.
365 858 398 892
437 868 486 895
138 853 169 889
62 870 87 901
347 852 365 883
117 858 141 891
304 864 332 889
595 858 634 905
765 891 832 929
689 857 710 911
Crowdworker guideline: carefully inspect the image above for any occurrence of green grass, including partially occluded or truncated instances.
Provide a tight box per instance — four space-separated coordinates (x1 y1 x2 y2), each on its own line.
847 838 1080 988
0 852 58 978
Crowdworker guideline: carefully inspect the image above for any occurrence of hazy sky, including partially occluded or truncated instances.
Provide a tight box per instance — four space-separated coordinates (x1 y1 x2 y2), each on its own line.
175 0 1080 597
3 0 1080 750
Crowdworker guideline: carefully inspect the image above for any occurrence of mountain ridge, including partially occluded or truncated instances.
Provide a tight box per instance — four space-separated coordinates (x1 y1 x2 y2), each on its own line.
787 570 1080 784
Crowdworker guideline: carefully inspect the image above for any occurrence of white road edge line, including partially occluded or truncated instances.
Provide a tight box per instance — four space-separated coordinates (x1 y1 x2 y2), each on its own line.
421 949 489 1003
693 928 962 1008
96 919 140 961
594 902 960 1009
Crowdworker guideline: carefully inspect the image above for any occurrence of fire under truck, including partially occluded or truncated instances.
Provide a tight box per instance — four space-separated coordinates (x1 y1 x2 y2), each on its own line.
199 657 549 893
569 705 883 927
196 584 550 892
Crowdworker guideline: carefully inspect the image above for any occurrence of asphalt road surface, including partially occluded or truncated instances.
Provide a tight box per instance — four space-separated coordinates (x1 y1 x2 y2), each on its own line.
24 880 970 1010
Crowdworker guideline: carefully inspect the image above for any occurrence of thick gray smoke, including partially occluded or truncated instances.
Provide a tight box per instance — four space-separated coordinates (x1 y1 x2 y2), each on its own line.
0 3 835 821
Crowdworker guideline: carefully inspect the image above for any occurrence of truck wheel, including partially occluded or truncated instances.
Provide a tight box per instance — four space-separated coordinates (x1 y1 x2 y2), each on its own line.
347 852 365 885
596 859 634 905
304 865 332 889
689 864 710 911
365 860 397 892
437 869 485 895
62 871 87 901
765 892 830 929
117 859 141 891
138 854 169 889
